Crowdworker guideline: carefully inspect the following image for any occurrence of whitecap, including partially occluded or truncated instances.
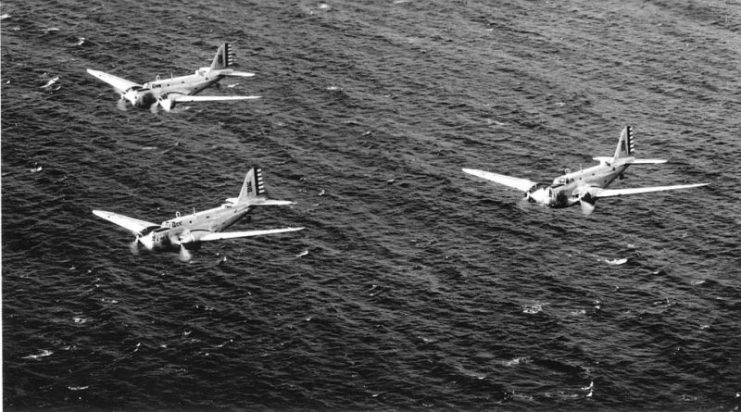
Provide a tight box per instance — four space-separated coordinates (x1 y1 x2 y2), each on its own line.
296 250 309 258
68 385 89 391
569 309 586 316
523 303 542 314
504 356 530 366
23 349 53 360
40 75 60 89
604 258 627 265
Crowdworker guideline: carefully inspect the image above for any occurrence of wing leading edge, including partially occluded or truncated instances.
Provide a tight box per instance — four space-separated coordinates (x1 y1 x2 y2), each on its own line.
92 210 159 235
170 95 261 103
198 227 304 242
86 69 140 93
462 168 537 192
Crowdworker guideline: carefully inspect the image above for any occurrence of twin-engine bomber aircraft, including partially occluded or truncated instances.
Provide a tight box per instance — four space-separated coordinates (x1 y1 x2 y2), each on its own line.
93 167 303 261
463 126 708 215
87 43 260 112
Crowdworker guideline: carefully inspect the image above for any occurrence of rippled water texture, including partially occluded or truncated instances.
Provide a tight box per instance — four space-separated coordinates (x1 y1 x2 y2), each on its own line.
2 0 741 410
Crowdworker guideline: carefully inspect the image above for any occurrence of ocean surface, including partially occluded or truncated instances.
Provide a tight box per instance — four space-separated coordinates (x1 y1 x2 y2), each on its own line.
2 0 740 410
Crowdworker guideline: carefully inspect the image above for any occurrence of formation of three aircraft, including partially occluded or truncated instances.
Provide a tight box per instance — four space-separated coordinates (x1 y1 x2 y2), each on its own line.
88 43 708 260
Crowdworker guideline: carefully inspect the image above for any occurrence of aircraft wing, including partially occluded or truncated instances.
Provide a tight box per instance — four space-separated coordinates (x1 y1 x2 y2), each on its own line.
170 94 261 103
197 227 304 242
86 69 140 93
462 168 537 192
592 183 708 198
92 210 159 235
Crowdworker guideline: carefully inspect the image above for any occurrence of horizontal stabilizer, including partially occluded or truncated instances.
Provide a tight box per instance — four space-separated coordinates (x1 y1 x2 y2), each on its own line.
249 199 293 206
170 95 261 103
198 227 304 242
224 70 256 77
462 168 537 192
593 157 667 165
86 69 140 93
627 158 667 164
593 156 614 164
92 210 159 235
593 183 708 198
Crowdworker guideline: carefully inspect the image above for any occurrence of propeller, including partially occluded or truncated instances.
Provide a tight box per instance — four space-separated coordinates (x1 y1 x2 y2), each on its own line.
158 96 175 112
129 237 141 255
579 200 596 216
173 230 197 262
178 244 192 262
116 96 128 111
139 231 156 250
578 191 597 216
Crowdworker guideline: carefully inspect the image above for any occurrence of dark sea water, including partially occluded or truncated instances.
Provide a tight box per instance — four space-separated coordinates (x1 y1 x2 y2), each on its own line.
2 0 741 410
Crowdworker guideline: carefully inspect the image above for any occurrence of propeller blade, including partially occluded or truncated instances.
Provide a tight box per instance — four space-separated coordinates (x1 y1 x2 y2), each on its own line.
139 232 155 250
159 97 174 112
150 100 160 114
580 200 596 216
178 244 192 262
116 98 127 111
129 238 140 255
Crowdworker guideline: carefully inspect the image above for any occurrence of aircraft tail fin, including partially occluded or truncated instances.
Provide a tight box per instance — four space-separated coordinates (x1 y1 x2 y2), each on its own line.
234 167 293 206
210 43 236 70
613 126 635 161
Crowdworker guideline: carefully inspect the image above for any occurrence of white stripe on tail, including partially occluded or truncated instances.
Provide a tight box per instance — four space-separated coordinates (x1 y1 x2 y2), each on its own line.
231 167 293 206
613 126 634 161
210 43 236 71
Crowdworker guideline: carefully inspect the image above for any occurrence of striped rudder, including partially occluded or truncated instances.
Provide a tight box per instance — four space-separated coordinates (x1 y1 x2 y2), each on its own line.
614 126 635 160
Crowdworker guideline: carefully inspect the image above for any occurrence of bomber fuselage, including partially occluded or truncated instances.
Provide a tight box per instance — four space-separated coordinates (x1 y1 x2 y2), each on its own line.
527 159 631 208
126 68 226 109
142 202 253 251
